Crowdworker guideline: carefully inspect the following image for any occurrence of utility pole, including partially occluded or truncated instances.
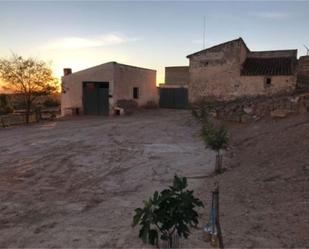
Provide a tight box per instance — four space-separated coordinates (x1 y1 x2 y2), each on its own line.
203 16 206 49
304 45 309 56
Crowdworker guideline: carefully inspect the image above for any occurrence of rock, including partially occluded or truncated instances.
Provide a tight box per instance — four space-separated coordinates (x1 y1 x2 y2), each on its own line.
298 104 308 114
270 109 293 118
289 96 300 103
240 114 252 123
243 106 253 114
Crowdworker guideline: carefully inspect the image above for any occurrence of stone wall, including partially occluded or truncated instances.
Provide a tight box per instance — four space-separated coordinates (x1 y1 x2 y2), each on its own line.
188 39 246 103
204 92 309 123
297 56 309 89
0 113 37 127
238 75 296 97
165 66 189 85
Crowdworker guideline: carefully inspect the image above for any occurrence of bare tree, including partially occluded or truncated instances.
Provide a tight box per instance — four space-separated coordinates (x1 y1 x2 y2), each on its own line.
0 54 58 123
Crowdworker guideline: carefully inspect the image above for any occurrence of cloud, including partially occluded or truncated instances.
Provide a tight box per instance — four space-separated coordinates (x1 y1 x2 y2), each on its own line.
41 33 138 50
251 11 291 20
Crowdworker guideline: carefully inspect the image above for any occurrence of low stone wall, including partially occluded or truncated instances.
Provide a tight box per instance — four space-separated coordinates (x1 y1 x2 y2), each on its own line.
0 107 60 127
0 113 38 127
201 93 309 123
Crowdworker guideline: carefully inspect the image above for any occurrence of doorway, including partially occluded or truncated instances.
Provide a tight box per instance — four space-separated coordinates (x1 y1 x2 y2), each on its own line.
83 82 109 115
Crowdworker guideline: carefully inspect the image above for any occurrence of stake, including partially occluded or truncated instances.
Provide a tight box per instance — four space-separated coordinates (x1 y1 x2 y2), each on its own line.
213 183 224 249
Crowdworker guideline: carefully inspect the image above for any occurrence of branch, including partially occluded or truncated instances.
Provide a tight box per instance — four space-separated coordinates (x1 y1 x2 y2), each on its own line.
154 223 165 235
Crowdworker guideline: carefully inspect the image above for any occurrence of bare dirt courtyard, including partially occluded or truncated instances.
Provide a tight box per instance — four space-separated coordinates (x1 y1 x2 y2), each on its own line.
1 109 308 248
0 110 213 248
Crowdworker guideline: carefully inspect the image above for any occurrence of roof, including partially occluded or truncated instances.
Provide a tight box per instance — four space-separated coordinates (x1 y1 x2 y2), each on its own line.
113 62 156 72
187 37 249 58
247 49 297 58
62 61 156 78
241 57 296 76
165 66 189 69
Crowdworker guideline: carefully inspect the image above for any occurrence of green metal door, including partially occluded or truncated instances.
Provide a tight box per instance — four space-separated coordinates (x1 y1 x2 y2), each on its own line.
159 87 188 109
83 82 109 115
98 84 109 115
83 82 98 115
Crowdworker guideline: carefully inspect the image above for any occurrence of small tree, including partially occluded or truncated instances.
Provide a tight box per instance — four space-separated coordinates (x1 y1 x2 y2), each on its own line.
0 54 58 123
133 175 204 248
202 123 229 174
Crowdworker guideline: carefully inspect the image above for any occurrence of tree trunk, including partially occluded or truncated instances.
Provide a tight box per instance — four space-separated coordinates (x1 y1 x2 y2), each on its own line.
35 106 41 122
215 152 223 174
159 233 179 249
25 99 31 124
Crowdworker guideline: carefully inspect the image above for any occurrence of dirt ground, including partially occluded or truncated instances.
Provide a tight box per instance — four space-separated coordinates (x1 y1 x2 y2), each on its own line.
0 109 213 248
1 109 308 248
203 113 309 248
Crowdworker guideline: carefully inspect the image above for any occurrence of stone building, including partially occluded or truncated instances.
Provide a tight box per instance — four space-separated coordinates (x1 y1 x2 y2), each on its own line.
61 62 157 116
165 66 189 86
158 66 189 109
187 38 298 103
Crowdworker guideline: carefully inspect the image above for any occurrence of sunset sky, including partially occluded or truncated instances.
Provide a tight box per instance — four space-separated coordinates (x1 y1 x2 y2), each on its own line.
1 1 309 85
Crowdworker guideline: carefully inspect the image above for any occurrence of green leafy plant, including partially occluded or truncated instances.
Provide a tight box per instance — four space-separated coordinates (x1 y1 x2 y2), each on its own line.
202 123 229 174
133 175 204 248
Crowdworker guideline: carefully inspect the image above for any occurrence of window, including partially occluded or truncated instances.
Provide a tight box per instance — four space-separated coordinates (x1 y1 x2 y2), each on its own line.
265 77 272 87
133 87 139 99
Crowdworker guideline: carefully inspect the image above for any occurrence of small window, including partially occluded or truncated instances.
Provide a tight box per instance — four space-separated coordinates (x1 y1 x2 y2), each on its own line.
265 77 272 87
133 87 139 99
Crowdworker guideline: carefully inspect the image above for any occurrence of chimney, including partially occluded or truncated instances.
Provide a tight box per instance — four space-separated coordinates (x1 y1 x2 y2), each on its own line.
63 68 72 76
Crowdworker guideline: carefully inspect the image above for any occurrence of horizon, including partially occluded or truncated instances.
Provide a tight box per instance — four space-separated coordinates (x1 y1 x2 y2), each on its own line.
1 1 309 86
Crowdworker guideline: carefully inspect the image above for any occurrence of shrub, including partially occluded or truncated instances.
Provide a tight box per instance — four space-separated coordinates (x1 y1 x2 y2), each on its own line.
43 97 60 108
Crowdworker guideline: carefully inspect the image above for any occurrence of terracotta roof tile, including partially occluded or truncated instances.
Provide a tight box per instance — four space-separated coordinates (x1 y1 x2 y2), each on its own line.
241 57 296 76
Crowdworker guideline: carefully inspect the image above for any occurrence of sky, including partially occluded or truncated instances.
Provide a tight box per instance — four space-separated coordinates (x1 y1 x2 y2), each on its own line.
0 0 309 85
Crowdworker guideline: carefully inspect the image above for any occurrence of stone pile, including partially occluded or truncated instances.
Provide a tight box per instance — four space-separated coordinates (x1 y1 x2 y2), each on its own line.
203 93 309 123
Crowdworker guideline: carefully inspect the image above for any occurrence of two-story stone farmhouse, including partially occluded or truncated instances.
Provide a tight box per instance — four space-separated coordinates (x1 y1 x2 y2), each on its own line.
186 37 298 103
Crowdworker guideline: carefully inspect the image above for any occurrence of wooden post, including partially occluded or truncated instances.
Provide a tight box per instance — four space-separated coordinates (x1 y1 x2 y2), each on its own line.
1 117 4 128
215 153 223 174
213 183 224 249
